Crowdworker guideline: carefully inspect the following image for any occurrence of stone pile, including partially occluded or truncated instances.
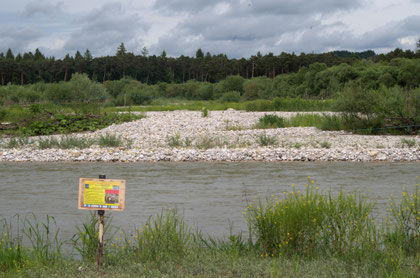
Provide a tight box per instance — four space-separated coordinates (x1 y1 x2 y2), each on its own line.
1 110 419 162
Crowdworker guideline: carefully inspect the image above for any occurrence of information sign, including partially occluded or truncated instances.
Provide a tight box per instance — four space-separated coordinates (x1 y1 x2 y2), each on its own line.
78 178 126 211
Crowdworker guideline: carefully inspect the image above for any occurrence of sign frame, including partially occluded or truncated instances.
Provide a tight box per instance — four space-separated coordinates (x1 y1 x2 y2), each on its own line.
78 178 126 211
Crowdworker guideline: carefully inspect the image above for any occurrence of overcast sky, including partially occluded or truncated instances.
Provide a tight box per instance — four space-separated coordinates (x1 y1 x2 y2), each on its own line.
1 0 419 58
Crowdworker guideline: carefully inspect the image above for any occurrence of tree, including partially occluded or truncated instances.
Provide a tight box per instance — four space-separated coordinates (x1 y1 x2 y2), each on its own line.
416 38 420 54
141 46 149 57
116 42 127 56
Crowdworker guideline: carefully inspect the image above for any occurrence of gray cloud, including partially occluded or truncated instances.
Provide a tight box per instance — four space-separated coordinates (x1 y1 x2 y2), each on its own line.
22 0 64 18
0 28 42 55
64 2 150 56
154 0 225 13
155 0 365 15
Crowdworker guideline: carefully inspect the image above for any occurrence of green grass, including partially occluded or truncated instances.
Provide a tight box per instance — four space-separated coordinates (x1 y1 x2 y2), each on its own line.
256 133 277 146
255 114 285 129
98 133 123 147
0 181 419 277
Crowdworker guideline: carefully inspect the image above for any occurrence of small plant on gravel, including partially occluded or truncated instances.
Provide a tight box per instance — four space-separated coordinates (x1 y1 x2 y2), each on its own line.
201 107 209 117
256 114 285 129
4 136 33 149
400 138 416 148
167 134 183 147
98 132 123 147
184 137 192 147
257 133 277 146
195 135 223 149
294 142 302 149
58 136 95 149
320 141 331 149
38 137 60 149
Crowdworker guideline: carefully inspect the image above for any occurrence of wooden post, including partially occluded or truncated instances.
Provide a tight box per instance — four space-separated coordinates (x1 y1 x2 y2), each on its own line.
97 174 106 269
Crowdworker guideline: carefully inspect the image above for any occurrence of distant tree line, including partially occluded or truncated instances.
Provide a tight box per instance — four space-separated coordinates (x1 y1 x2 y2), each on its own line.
1 42 419 86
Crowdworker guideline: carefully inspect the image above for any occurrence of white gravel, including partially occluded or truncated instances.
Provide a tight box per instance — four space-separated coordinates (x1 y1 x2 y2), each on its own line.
1 110 419 162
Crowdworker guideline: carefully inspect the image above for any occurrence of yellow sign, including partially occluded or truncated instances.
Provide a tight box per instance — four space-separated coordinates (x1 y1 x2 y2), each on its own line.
78 178 126 211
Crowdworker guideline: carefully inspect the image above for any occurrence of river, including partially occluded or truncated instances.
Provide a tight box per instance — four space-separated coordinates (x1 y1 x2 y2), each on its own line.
0 161 418 245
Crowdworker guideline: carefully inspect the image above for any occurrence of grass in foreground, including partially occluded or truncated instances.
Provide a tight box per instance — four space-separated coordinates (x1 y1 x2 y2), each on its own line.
1 181 419 277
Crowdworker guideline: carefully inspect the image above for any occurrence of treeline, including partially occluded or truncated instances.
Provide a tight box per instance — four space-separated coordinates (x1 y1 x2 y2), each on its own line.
1 58 419 107
1 43 419 86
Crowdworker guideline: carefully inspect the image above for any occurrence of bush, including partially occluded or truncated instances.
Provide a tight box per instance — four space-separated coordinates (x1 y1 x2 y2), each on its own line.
256 114 285 129
246 181 377 258
386 182 420 255
257 133 277 146
98 133 122 147
132 209 193 261
219 91 241 103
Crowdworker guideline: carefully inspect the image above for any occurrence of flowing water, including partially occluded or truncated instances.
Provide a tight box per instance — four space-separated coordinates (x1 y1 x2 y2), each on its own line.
0 162 418 246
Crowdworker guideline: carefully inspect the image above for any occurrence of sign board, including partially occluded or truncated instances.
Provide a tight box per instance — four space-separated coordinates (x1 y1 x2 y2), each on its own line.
78 178 126 211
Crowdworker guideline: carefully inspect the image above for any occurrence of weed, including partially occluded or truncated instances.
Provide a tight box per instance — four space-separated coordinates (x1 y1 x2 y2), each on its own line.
4 136 33 149
58 136 95 149
167 134 183 148
130 209 193 261
294 142 302 149
71 212 112 262
256 114 285 129
320 141 331 149
286 113 323 127
195 135 221 149
201 107 209 117
257 133 277 146
38 137 60 149
24 215 63 264
98 133 123 147
385 182 420 255
245 180 377 259
400 138 416 148
0 216 25 272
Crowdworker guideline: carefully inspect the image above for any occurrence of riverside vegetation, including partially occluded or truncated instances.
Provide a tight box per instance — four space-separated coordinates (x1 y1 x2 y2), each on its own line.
0 180 418 277
1 56 420 136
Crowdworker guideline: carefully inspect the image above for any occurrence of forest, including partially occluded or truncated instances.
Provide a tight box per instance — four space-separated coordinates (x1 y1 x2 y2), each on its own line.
0 43 419 86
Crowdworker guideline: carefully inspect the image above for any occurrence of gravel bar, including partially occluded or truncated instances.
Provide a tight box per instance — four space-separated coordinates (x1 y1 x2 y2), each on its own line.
1 110 419 162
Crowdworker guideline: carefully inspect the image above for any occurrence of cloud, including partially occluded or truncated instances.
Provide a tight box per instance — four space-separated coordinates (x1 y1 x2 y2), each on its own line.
22 0 64 18
64 2 150 56
0 28 42 54
155 0 365 15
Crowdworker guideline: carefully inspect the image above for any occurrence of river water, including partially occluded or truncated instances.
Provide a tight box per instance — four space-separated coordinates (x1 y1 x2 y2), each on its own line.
0 162 418 244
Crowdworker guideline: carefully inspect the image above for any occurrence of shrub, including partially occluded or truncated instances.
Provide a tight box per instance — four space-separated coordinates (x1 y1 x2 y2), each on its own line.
256 114 285 129
245 181 377 258
38 137 60 149
319 141 331 149
219 91 241 103
257 133 277 146
385 182 420 255
98 133 123 147
58 136 95 149
132 209 193 261
72 212 112 262
201 107 209 117
167 134 182 148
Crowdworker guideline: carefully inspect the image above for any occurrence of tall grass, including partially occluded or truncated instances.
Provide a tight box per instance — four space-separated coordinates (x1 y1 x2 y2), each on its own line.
0 217 25 272
130 209 194 261
245 179 378 259
24 215 63 264
71 212 112 262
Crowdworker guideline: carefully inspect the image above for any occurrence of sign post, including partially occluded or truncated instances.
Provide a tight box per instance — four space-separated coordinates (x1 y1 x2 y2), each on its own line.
78 175 126 270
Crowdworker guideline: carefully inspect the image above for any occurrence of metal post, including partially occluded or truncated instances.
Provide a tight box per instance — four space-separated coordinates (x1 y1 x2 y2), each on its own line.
97 174 106 269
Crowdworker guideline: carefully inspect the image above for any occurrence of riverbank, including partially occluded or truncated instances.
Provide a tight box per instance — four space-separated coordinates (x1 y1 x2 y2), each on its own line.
1 110 419 162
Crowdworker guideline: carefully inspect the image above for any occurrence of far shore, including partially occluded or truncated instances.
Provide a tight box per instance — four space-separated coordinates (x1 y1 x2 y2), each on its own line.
1 110 419 162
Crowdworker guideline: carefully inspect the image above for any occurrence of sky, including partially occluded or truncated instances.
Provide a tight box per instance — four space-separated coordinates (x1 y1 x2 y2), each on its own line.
0 0 419 59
